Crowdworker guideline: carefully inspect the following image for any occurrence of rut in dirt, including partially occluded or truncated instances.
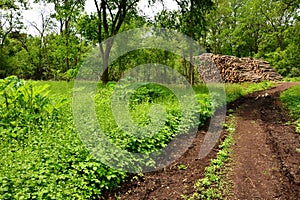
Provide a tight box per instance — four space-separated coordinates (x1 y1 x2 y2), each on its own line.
101 126 221 200
101 83 300 200
230 82 300 200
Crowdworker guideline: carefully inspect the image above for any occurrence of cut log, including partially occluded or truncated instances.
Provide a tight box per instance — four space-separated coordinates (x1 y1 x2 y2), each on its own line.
193 53 282 83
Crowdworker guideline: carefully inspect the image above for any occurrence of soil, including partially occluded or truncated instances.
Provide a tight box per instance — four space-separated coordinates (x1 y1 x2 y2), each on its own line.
101 82 300 200
229 82 300 200
101 127 219 200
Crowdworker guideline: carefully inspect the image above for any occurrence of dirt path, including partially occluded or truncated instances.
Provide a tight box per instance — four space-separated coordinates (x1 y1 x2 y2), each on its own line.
101 127 219 200
101 82 300 200
230 82 300 199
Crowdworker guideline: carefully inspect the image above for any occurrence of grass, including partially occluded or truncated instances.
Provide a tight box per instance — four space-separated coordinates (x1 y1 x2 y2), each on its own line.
225 81 275 102
35 80 74 99
280 84 300 133
194 81 275 104
184 114 236 200
282 77 300 82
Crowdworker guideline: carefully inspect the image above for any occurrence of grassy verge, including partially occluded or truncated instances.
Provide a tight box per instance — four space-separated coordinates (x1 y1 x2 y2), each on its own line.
282 77 300 82
225 81 275 103
280 84 300 133
184 114 236 200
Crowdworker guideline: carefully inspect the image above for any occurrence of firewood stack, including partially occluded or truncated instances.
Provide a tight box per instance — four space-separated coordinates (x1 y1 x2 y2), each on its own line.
193 53 282 83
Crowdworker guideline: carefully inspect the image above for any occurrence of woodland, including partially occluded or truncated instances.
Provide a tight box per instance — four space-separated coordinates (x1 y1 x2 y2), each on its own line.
1 0 299 83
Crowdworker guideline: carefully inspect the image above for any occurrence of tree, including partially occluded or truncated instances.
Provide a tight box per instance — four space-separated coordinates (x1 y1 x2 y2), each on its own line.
0 0 28 78
202 0 300 77
92 0 141 83
38 0 85 71
155 0 214 84
259 0 299 51
28 4 55 78
0 0 28 9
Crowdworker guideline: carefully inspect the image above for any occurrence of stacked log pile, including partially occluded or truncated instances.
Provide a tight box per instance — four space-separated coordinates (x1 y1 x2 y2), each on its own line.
193 53 282 83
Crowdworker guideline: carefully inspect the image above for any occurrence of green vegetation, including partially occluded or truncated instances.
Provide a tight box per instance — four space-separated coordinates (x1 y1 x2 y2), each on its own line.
280 85 300 133
0 77 126 199
1 0 299 198
283 77 300 82
186 115 236 200
0 76 275 199
178 164 188 170
225 81 275 103
1 0 299 82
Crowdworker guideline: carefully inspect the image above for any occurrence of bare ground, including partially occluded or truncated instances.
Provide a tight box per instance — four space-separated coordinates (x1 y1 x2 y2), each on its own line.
229 82 300 200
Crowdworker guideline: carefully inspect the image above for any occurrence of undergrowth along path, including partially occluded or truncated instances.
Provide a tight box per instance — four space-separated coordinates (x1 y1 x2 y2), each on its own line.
101 82 300 200
229 82 300 199
101 127 217 200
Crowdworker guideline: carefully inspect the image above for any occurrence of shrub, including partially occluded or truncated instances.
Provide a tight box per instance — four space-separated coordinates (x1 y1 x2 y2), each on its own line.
280 85 300 133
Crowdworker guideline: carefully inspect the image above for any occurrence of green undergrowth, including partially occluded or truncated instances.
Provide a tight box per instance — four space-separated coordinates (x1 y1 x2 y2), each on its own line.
193 81 275 104
225 81 275 103
94 82 198 154
280 84 300 134
282 77 300 82
0 77 126 199
0 77 275 199
185 114 236 200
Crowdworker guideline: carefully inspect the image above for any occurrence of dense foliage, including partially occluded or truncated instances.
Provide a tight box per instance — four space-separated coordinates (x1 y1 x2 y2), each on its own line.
0 76 275 199
0 77 127 199
0 0 298 198
1 0 299 81
156 0 300 77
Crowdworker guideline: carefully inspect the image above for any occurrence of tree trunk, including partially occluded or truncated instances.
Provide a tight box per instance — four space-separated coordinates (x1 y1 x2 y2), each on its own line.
102 56 109 83
65 20 70 71
100 38 114 83
189 0 195 85
278 33 284 51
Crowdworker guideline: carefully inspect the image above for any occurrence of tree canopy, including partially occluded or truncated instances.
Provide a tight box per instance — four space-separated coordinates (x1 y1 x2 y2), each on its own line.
0 0 299 81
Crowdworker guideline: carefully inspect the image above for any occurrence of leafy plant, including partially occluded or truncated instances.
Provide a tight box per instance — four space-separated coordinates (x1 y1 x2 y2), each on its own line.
0 79 277 199
95 83 197 154
280 85 300 133
187 115 236 200
0 78 127 199
178 164 188 170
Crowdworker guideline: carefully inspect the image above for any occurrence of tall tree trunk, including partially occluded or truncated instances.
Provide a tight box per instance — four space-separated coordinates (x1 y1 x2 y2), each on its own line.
65 20 70 71
100 38 114 83
102 55 109 83
189 0 194 85
278 33 284 51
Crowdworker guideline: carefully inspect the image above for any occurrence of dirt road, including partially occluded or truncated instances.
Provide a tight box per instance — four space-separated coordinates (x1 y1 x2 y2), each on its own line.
230 82 300 199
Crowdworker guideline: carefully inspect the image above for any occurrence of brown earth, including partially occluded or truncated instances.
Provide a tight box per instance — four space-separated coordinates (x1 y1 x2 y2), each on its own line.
101 82 300 200
229 82 300 200
101 127 220 200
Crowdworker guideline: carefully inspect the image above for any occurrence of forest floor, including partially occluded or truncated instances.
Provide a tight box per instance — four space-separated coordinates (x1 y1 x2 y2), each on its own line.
101 82 300 200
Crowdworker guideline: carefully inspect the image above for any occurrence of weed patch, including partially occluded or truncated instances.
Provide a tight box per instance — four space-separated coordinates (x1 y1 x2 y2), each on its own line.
185 115 236 200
